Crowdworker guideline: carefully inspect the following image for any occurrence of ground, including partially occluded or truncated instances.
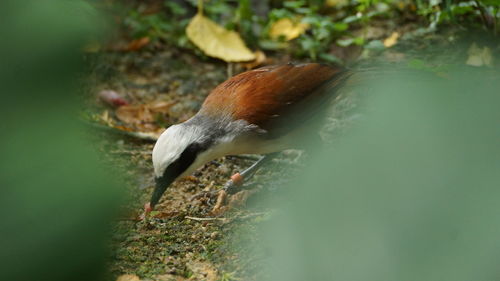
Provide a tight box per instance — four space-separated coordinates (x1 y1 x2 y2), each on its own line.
86 49 309 281
83 26 497 281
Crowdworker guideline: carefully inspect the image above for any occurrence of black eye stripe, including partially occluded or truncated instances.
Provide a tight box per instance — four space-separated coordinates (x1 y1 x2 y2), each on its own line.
160 142 209 182
152 141 211 206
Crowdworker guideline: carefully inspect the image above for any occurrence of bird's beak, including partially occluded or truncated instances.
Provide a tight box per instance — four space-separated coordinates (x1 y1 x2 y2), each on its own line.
149 174 176 209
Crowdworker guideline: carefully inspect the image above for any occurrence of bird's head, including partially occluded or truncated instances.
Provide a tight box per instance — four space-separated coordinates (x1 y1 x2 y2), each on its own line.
147 113 256 211
150 123 209 209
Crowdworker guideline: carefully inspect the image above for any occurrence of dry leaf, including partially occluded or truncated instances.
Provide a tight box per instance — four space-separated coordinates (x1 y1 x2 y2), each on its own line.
115 100 175 132
126 37 150 52
326 0 349 7
383 32 399 47
116 105 153 124
466 43 493 67
186 13 255 62
241 50 267 70
269 18 309 41
116 274 140 281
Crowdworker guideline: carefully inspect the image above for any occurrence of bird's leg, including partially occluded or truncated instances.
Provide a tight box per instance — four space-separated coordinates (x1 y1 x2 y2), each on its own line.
224 152 280 194
210 152 280 216
191 153 279 208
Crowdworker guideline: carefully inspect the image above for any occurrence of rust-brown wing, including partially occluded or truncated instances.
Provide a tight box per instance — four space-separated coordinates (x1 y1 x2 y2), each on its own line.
201 63 349 138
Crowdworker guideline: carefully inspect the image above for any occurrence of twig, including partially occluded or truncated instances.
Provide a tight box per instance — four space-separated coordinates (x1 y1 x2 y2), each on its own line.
233 212 268 221
82 120 159 142
227 62 234 78
185 216 226 222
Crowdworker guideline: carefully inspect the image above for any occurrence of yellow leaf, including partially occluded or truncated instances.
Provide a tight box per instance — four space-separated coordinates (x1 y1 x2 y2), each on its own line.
241 50 267 70
383 32 399 48
466 43 493 67
326 0 349 7
186 13 256 62
269 18 309 41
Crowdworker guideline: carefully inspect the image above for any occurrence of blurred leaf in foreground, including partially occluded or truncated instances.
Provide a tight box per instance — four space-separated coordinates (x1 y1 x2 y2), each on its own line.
383 31 400 47
262 67 500 281
466 43 494 67
0 1 120 281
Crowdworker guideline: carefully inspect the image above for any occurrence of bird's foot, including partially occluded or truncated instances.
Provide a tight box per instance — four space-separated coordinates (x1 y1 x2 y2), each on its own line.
210 173 246 215
210 170 252 215
210 188 256 216
209 189 228 216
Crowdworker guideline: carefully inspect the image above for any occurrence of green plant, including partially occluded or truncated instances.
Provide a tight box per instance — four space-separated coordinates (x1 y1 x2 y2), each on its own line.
264 1 350 61
123 1 191 48
415 0 500 33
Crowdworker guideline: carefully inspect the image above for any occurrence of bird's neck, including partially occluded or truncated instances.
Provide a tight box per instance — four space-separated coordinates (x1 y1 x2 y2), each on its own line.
186 112 258 144
180 113 258 174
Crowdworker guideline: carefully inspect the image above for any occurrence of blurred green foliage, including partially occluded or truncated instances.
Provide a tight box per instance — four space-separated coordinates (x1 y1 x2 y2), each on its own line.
260 67 500 281
119 0 500 62
0 1 121 280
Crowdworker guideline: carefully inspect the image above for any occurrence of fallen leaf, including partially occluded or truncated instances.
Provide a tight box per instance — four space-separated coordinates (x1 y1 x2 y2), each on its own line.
241 50 267 70
99 90 129 107
383 32 399 47
269 18 309 41
147 100 174 111
116 274 140 281
466 43 493 67
326 0 349 7
186 11 255 62
115 100 175 133
116 101 175 124
126 36 150 52
116 105 152 124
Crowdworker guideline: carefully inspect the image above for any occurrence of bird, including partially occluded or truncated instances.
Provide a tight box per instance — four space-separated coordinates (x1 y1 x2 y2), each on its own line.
146 62 351 212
